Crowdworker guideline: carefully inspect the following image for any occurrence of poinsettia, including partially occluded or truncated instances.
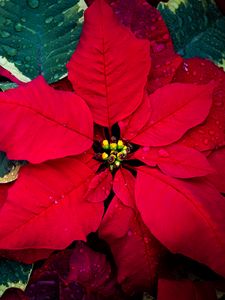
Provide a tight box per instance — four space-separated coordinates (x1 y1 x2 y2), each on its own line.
0 0 225 295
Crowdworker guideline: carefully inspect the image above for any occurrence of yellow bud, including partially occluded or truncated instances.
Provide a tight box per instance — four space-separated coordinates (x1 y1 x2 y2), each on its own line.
102 152 109 160
117 140 124 149
114 160 121 167
102 140 109 150
110 143 117 150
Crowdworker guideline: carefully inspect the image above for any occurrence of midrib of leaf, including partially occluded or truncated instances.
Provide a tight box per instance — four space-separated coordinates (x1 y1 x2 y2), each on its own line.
139 167 225 254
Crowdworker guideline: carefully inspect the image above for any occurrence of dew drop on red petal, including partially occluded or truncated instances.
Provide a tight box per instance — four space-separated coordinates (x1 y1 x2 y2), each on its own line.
158 149 170 157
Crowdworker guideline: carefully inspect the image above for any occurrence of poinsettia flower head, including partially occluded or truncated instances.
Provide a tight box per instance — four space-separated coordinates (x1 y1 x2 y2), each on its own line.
0 0 225 295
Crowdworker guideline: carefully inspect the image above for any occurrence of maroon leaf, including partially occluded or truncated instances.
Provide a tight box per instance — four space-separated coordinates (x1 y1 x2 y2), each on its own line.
157 279 217 300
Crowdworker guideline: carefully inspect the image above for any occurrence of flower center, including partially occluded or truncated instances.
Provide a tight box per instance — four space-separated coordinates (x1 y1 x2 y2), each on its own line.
95 138 132 171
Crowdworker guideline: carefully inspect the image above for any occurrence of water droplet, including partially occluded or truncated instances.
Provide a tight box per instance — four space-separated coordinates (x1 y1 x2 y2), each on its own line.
209 130 215 135
162 33 169 40
183 62 189 72
215 101 223 107
144 237 149 243
203 139 209 145
143 147 150 152
2 45 17 56
153 43 165 53
150 25 156 31
15 23 23 32
158 149 169 157
25 56 31 61
27 0 39 9
4 19 12 25
45 16 53 24
0 31 10 38
21 17 26 23
54 73 59 80
53 200 59 205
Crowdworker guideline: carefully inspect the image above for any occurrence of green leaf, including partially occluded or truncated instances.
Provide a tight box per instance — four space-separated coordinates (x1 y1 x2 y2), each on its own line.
0 259 32 296
0 0 85 83
0 82 18 91
0 152 13 177
158 0 225 70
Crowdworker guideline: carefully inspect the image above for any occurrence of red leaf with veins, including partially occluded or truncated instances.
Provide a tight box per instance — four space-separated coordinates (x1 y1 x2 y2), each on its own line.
173 58 225 151
99 196 164 294
0 76 93 163
102 0 182 92
207 147 225 193
85 169 112 203
113 168 135 207
0 158 104 252
124 82 214 147
134 144 214 178
136 167 225 277
67 0 150 128
157 279 217 300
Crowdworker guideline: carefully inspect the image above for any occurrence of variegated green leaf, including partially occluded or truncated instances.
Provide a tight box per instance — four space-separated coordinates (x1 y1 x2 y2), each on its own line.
158 0 225 70
0 259 32 297
0 0 86 83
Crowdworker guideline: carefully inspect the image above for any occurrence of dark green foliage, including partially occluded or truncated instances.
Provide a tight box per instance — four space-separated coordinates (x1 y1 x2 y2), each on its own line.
0 259 32 296
0 0 84 83
158 0 225 69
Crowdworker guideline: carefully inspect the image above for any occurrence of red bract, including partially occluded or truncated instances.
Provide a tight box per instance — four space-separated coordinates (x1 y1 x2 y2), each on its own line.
25 242 125 300
99 195 165 294
0 0 225 295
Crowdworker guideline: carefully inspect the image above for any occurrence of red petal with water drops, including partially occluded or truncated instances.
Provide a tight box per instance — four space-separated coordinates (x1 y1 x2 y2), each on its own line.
136 167 225 277
173 58 225 151
127 82 214 147
113 168 135 207
67 0 150 128
99 196 164 294
134 144 214 178
0 157 103 253
103 0 182 93
206 147 225 193
157 279 217 300
67 242 123 299
0 76 93 163
85 169 112 203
